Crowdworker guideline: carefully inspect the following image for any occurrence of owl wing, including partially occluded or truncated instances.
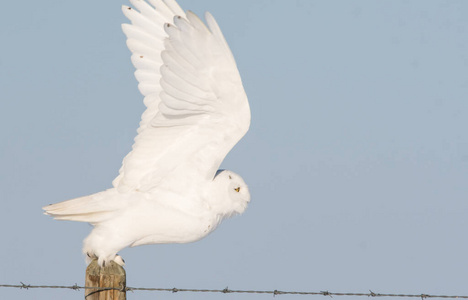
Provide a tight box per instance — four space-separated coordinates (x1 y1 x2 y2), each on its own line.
112 0 250 192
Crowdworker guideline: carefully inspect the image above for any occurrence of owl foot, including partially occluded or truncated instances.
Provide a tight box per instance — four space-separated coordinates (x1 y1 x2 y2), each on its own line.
86 252 125 267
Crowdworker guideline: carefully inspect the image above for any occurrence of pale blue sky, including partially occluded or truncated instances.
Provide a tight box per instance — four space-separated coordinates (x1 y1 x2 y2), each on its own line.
1 1 467 299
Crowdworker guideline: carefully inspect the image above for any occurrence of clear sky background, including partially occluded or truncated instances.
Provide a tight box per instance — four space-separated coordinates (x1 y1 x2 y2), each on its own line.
1 1 467 299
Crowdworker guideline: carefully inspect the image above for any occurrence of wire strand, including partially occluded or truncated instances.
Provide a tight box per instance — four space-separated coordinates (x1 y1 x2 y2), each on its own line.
1 283 468 299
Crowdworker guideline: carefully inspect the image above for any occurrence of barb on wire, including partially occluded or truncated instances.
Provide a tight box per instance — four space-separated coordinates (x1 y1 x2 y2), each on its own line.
19 282 30 290
1 283 468 299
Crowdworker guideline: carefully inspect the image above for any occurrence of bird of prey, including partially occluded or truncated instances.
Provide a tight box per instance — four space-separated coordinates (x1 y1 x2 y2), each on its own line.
43 0 250 267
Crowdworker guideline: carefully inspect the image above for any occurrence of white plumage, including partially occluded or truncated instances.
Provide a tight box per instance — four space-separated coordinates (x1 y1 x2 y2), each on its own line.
43 0 250 267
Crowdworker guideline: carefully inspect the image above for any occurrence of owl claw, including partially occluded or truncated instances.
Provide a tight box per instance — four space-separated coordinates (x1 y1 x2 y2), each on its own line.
114 254 125 266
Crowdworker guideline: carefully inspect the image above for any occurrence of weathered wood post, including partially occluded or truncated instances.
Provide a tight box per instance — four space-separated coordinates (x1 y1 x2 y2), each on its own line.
85 260 126 300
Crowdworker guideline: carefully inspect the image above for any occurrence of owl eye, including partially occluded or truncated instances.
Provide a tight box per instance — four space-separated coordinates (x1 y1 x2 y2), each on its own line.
234 187 240 192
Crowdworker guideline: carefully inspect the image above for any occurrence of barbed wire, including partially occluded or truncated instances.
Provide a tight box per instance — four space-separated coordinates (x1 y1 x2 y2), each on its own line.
1 283 468 299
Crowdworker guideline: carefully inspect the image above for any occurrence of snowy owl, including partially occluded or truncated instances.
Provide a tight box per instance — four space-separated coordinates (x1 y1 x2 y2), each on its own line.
43 0 250 267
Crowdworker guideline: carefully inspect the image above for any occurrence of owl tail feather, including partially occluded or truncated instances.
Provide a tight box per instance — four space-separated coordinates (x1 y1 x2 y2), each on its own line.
43 190 117 224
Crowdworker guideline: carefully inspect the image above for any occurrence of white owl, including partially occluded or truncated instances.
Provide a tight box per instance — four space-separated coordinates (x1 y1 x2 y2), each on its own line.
43 0 250 267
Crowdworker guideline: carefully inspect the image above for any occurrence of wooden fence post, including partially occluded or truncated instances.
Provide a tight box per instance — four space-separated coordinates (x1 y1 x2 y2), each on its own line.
85 259 126 300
